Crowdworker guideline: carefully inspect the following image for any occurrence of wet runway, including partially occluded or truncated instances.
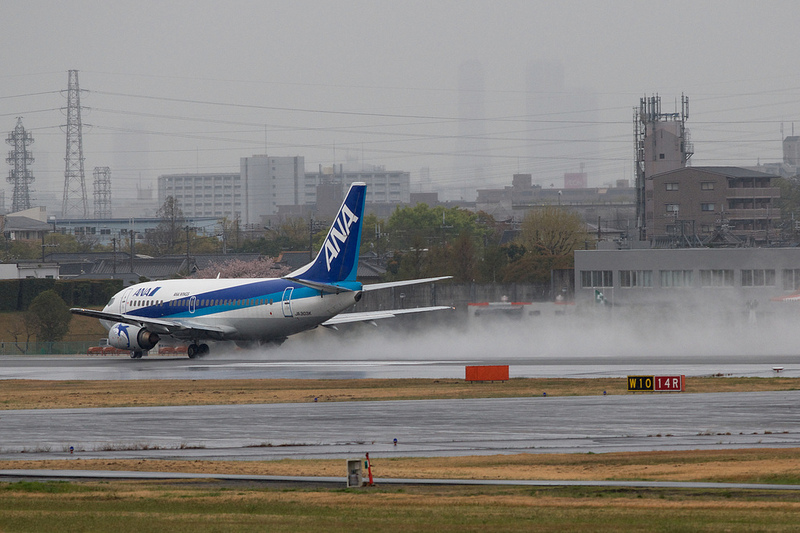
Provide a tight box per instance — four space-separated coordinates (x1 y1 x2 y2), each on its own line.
1 353 799 380
5 315 800 380
1 391 799 461
2 324 800 463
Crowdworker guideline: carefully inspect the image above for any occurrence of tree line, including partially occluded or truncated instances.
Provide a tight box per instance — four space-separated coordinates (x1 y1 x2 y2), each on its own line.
368 203 588 283
3 197 590 283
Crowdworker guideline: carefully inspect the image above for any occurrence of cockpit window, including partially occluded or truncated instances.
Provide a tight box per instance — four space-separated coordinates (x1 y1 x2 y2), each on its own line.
107 297 115 307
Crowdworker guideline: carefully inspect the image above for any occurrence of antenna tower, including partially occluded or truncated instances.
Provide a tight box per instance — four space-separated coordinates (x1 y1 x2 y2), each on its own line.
93 166 111 218
633 93 692 240
62 70 88 218
6 117 35 213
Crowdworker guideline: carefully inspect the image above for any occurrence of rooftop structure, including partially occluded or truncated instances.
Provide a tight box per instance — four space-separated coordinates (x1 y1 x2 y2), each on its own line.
634 94 693 239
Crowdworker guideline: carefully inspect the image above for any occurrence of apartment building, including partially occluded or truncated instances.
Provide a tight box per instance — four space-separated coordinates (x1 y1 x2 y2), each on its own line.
647 167 780 243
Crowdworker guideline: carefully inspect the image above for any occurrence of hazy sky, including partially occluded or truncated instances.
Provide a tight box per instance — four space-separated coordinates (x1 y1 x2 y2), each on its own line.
3 0 800 207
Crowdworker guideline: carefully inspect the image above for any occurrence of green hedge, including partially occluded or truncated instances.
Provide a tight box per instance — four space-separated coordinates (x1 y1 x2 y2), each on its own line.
0 279 123 311
0 280 19 312
18 278 57 310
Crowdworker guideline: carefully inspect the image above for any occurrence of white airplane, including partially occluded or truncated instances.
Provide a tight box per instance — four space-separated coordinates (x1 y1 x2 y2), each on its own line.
71 182 451 358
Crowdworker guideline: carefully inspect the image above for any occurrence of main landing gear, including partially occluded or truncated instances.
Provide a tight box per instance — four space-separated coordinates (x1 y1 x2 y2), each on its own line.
130 351 144 359
187 343 210 359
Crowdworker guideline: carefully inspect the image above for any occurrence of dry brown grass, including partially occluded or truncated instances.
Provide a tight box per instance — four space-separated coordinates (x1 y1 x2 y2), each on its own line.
1 376 798 410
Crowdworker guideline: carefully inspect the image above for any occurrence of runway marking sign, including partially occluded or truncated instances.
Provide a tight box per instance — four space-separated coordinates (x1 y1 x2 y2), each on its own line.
654 375 684 391
628 375 685 392
628 375 653 391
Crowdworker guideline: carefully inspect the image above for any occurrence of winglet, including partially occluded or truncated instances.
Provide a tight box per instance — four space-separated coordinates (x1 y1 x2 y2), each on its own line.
288 182 367 283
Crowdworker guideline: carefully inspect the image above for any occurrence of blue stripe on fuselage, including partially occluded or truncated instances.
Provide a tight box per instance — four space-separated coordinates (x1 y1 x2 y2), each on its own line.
124 279 361 320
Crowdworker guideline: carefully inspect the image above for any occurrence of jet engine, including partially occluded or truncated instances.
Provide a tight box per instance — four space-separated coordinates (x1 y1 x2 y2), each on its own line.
108 323 160 351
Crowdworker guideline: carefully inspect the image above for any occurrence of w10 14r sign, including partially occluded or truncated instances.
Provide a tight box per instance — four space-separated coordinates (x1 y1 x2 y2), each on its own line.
627 375 685 392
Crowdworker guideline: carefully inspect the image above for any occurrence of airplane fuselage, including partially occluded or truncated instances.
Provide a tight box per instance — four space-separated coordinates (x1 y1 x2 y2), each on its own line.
102 277 363 343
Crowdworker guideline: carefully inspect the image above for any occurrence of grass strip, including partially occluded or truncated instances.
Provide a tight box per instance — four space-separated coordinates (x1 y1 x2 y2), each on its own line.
1 480 800 532
1 376 799 410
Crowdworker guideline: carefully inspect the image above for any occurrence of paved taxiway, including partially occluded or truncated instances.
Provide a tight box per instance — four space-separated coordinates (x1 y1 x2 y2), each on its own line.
4 469 800 492
1 391 799 461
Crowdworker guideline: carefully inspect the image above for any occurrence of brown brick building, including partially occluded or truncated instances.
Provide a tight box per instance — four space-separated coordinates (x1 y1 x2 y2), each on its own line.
646 167 780 243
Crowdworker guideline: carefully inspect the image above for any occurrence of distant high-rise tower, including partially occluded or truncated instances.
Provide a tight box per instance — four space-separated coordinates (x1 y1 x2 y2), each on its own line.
454 60 489 201
526 60 566 177
93 166 111 219
783 135 800 167
634 94 693 239
525 60 599 187
62 70 88 218
6 117 35 213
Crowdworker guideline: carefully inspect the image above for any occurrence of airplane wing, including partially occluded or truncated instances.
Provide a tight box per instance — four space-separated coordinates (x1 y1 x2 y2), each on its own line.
321 306 453 327
70 308 237 338
361 276 452 292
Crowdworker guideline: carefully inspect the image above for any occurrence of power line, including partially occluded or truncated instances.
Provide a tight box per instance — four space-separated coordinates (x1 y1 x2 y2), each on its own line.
0 90 62 100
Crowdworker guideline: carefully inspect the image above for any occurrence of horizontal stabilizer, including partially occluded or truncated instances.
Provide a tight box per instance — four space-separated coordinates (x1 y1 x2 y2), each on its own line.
321 306 453 326
361 276 452 292
283 276 355 294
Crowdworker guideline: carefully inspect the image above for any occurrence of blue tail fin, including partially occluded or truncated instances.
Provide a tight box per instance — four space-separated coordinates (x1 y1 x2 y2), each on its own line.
290 182 366 283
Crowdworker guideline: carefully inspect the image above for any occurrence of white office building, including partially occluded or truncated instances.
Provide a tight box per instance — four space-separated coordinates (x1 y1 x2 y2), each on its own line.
161 157 410 228
305 165 411 205
158 173 241 221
